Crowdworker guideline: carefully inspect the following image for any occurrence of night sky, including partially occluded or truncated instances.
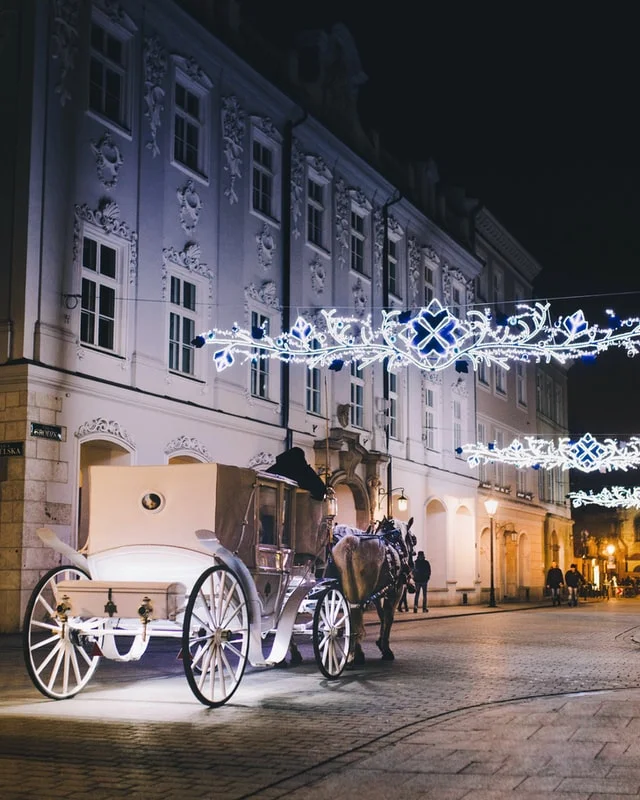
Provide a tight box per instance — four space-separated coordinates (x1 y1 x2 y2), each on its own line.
243 2 640 486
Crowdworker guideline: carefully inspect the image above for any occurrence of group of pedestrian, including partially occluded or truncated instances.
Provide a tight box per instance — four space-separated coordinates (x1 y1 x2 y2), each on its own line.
398 550 431 613
546 561 585 607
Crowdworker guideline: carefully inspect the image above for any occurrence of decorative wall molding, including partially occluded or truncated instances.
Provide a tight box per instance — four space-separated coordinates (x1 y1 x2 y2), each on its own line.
290 141 304 239
423 243 441 265
75 418 135 448
93 0 137 32
352 276 367 318
161 243 214 318
451 377 469 397
90 131 123 189
244 281 281 318
172 54 212 89
309 253 326 295
443 264 475 308
305 154 332 181
373 206 384 291
408 236 421 306
335 178 350 268
177 179 202 234
256 223 275 271
248 451 277 469
221 96 245 205
349 187 372 214
250 115 282 143
73 200 138 284
51 0 80 106
143 36 167 157
164 435 212 461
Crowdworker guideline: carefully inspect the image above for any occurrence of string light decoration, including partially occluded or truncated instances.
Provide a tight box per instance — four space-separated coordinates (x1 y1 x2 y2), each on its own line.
458 433 640 473
568 487 640 509
192 301 640 373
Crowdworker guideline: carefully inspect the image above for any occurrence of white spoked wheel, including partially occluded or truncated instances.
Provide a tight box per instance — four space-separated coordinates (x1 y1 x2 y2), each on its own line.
313 586 352 679
23 566 101 699
182 565 250 707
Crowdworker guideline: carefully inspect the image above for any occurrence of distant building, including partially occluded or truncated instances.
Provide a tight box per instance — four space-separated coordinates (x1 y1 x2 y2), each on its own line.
0 0 569 630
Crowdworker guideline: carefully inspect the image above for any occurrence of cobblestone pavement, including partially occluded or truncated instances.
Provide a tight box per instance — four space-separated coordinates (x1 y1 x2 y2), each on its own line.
2 599 640 798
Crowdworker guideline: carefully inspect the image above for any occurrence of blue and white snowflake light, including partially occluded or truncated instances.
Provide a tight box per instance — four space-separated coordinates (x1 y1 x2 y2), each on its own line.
193 301 640 373
459 433 640 473
568 487 640 509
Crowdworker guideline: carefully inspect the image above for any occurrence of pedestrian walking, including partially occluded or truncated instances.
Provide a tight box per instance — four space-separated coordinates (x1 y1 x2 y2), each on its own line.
564 563 585 606
546 560 564 606
412 551 431 613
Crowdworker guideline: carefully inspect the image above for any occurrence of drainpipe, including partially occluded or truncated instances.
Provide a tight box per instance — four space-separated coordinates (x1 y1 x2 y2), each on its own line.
382 190 402 515
281 110 308 451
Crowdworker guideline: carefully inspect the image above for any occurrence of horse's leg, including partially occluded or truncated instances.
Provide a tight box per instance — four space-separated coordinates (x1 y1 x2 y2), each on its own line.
348 607 366 667
375 594 396 660
288 639 303 666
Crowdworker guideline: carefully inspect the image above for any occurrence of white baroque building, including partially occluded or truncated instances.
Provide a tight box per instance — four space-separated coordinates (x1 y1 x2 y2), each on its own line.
0 0 571 631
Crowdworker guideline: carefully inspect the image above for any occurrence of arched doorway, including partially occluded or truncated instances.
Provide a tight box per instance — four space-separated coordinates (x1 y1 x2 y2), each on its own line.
426 498 446 588
334 483 358 527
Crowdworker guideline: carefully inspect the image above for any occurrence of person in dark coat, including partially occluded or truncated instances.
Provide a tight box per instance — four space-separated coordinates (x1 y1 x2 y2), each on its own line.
412 551 431 613
565 563 585 607
546 561 564 606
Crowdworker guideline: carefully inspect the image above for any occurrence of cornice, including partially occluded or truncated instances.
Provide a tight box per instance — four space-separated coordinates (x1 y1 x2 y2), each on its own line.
476 208 542 282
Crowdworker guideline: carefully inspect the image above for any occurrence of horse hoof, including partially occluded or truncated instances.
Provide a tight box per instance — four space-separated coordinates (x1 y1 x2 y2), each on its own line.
290 654 303 666
381 651 395 661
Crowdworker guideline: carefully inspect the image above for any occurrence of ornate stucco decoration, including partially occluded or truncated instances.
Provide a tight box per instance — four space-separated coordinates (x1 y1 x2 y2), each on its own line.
143 36 167 157
422 370 443 387
74 200 138 284
177 180 202 234
309 254 326 295
75 418 135 448
244 282 281 321
221 96 246 205
373 206 384 291
93 0 137 30
256 223 275 272
251 115 282 144
164 435 212 461
408 236 421 307
451 377 469 397
335 179 350 268
161 243 214 317
90 131 123 189
51 0 80 106
352 276 367 318
349 188 372 214
306 154 332 181
443 264 475 308
172 54 212 88
423 243 441 265
248 452 277 470
290 141 305 239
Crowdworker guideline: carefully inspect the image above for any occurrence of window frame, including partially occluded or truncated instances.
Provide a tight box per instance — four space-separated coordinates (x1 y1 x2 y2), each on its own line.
250 310 271 400
350 361 365 429
250 118 282 226
425 385 439 451
305 342 322 415
170 58 212 184
167 273 200 378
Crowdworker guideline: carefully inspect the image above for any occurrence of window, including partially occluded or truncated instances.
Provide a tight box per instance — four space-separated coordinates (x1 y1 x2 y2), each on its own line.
350 361 364 428
634 516 640 543
495 430 505 486
516 362 527 406
251 311 269 398
554 384 563 424
492 267 504 307
424 263 435 305
306 343 322 414
536 372 543 413
451 282 464 317
169 276 196 375
252 139 274 217
307 178 325 248
80 235 118 351
453 400 462 457
174 81 202 173
89 19 129 127
477 359 489 386
350 211 365 273
495 365 507 396
387 238 399 297
388 372 398 439
516 468 527 495
425 388 438 451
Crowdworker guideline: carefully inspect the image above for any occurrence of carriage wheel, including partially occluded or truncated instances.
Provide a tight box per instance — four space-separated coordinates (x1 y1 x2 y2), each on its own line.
182 565 250 707
313 586 351 679
23 566 101 700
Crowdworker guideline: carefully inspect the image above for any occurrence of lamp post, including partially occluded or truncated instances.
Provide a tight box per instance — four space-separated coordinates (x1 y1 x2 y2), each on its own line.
484 498 498 608
378 487 408 517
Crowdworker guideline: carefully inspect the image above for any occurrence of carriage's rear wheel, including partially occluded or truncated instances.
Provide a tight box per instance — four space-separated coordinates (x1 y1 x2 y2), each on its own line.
182 565 249 707
23 566 101 699
312 586 351 679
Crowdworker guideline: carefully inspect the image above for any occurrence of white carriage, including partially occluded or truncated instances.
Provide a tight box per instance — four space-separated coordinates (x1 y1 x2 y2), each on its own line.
23 461 352 707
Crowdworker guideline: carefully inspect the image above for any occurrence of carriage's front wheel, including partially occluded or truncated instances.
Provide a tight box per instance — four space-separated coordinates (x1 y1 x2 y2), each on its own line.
182 565 250 707
313 586 351 679
23 566 101 699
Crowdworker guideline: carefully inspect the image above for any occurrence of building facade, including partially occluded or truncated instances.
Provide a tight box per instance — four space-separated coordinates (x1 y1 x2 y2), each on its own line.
0 0 570 631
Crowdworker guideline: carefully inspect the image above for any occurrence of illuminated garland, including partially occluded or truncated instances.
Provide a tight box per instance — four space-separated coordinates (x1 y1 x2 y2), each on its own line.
459 433 640 473
193 301 640 373
568 487 640 509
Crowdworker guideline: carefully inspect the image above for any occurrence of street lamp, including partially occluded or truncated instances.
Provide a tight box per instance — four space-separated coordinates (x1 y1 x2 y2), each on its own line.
378 487 408 516
484 498 499 608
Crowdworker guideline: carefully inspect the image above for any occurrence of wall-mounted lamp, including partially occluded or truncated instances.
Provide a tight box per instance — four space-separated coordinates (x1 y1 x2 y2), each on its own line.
378 487 408 513
324 486 338 519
